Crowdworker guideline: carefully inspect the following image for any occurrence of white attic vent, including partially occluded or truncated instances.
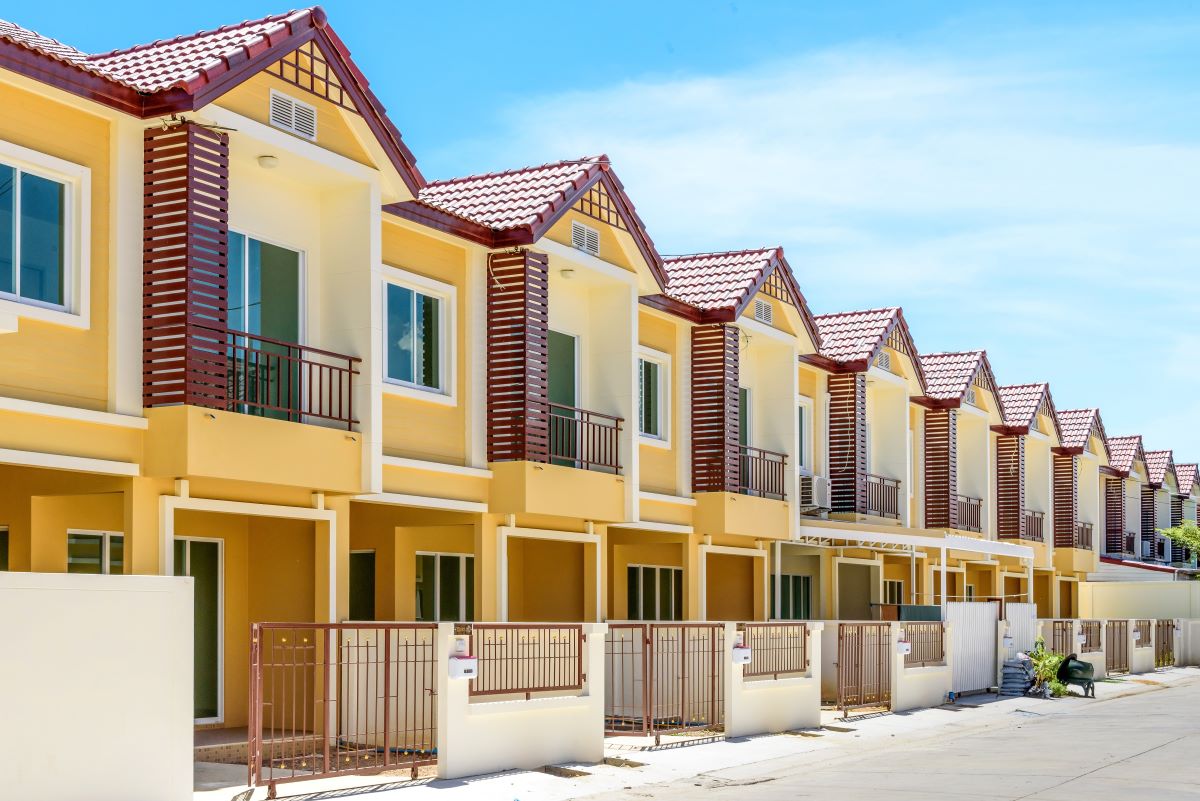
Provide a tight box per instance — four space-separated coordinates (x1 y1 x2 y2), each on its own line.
964 387 977 406
874 350 892 372
269 89 318 141
571 220 600 257
753 298 773 325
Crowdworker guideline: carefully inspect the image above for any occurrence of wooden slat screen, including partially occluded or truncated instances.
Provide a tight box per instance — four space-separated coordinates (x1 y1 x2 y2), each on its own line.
996 434 1025 539
1170 494 1185 562
828 373 866 514
486 250 550 463
1105 477 1125 554
1053 454 1078 548
691 325 739 493
142 122 229 409
924 408 957 528
1141 485 1156 555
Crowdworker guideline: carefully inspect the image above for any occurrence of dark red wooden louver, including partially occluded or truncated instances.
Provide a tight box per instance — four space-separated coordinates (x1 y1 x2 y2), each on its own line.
1170 494 1184 562
828 373 866 514
996 434 1025 539
1052 454 1078 548
924 408 957 528
142 122 229 409
1141 485 1156 553
1104 477 1125 553
486 250 550 463
691 325 739 493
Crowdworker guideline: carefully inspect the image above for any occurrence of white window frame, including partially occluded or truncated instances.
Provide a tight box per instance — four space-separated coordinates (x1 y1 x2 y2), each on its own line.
173 536 225 725
381 264 457 406
796 395 815 474
226 229 308 339
0 139 91 329
637 346 671 447
66 529 124 575
627 564 683 621
415 551 474 622
883 579 904 605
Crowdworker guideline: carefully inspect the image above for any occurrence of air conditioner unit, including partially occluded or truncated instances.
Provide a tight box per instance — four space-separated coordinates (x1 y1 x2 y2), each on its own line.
814 475 831 508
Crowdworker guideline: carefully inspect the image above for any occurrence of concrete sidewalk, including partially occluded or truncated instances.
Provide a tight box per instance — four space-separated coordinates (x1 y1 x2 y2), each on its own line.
196 666 1200 801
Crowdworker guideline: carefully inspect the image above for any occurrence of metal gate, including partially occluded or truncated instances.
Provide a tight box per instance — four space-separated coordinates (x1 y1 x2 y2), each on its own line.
1004 603 1038 653
249 623 438 796
837 622 891 715
1106 620 1130 674
1155 619 1176 668
947 601 999 694
605 623 725 741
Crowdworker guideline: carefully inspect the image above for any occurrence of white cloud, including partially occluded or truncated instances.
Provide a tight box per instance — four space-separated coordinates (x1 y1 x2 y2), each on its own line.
428 31 1200 454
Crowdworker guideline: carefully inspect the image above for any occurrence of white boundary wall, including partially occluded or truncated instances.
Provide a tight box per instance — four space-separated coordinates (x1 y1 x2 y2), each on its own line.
725 622 823 737
892 621 952 712
0 573 193 801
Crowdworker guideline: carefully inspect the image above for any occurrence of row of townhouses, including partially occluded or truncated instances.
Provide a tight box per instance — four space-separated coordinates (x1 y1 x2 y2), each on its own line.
0 7 1195 733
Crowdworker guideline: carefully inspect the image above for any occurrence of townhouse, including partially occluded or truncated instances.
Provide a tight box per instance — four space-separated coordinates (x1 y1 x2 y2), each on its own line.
0 6 1195 747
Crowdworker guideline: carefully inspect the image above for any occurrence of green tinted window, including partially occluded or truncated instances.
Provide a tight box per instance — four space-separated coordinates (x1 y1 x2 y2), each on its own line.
386 283 442 389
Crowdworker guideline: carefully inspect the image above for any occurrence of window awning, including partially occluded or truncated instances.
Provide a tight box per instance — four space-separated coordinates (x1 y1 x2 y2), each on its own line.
793 524 1035 561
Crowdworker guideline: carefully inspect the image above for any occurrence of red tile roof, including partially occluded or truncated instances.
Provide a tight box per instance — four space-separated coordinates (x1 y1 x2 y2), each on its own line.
812 307 926 390
662 248 779 312
1056 408 1109 456
1 9 311 93
418 156 606 231
1176 464 1198 496
1144 450 1175 488
997 383 1057 434
1107 435 1145 476
919 351 986 402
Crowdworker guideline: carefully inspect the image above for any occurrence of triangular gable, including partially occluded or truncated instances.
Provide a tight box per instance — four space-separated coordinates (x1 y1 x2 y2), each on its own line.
1145 450 1177 489
805 307 927 392
1175 463 1198 496
1106 435 1146 477
995 383 1060 439
0 9 423 193
388 156 666 290
915 350 999 410
1056 408 1111 460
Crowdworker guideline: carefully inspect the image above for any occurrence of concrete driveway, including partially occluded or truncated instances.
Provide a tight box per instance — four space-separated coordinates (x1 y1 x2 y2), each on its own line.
583 675 1200 800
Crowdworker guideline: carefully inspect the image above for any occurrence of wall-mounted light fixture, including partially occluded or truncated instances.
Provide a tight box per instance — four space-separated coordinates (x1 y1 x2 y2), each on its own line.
257 154 279 169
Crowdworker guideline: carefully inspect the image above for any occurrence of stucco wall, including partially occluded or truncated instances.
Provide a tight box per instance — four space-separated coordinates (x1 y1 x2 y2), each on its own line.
725 622 823 736
1078 581 1200 619
0 572 191 801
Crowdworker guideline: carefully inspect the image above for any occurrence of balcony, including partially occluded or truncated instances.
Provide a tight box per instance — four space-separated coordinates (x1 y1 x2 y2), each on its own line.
864 473 901 520
956 495 983 533
738 445 787 501
1074 522 1093 550
546 402 623 474
1023 510 1045 542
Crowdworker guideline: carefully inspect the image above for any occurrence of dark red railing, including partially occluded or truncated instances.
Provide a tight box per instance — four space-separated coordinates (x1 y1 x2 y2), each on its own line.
902 622 945 667
192 323 360 429
864 473 901 519
468 624 586 699
1023 511 1045 542
1080 620 1101 653
742 623 808 679
957 495 983 532
1049 620 1073 655
546 402 623 473
738 445 787 501
1075 522 1093 550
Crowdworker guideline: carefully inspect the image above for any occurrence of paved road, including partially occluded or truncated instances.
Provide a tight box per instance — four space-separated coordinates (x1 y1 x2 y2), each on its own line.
581 679 1200 801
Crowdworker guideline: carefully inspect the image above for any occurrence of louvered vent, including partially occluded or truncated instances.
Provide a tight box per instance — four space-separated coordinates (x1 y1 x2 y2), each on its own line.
269 89 318 141
964 387 977 406
874 351 892 372
571 221 600 256
753 298 773 325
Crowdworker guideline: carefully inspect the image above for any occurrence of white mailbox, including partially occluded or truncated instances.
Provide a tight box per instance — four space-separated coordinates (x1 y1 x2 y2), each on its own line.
1132 628 1141 641
897 640 912 656
1002 635 1014 649
1076 632 1087 646
732 646 753 665
449 655 478 680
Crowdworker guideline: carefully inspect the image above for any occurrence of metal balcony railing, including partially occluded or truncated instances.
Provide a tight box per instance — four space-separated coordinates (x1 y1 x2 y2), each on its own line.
1023 510 1045 542
956 495 983 533
546 402 623 473
864 473 901 519
738 445 787 501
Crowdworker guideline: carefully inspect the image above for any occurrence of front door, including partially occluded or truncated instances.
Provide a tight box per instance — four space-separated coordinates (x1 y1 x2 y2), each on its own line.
548 330 578 466
228 233 302 419
174 538 222 722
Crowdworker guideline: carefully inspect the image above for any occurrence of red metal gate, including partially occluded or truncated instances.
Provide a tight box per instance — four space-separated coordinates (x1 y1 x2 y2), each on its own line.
1155 619 1175 668
604 623 725 742
837 622 891 715
1105 620 1129 674
248 623 438 797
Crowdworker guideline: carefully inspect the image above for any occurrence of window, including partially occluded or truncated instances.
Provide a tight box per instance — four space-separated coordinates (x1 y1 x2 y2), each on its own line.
772 574 811 620
570 220 600 256
739 387 751 447
797 397 814 472
66 531 123 575
0 526 8 571
349 550 376 621
269 89 318 140
415 553 474 622
884 579 905 605
627 565 682 621
385 281 446 392
965 584 976 601
638 354 668 440
0 163 65 307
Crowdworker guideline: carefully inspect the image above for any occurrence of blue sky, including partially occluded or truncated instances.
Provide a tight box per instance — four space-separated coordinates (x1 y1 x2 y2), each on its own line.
17 2 1200 457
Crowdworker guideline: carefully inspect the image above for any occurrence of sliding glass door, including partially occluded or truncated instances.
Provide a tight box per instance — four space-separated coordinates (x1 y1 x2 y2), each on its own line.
174 538 222 722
